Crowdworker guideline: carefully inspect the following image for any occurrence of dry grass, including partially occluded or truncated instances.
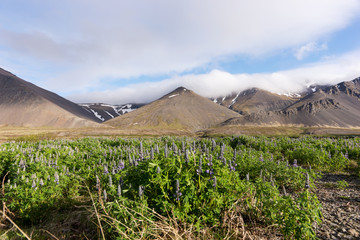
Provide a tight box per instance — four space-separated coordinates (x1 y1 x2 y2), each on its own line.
1 125 360 145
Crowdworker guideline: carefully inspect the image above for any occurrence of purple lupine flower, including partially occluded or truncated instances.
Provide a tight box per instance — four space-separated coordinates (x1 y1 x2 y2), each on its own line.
212 176 217 187
109 175 113 187
118 161 124 170
233 149 237 161
211 139 216 152
259 155 264 162
164 145 168 158
117 184 121 197
282 185 287 196
32 180 36 188
207 155 213 167
119 177 123 186
344 151 349 159
196 156 202 175
103 165 109 175
150 147 154 160
292 159 298 167
222 157 226 166
39 178 44 186
305 173 310 189
96 175 100 190
54 172 59 184
228 160 235 171
103 189 107 202
157 166 161 174
139 185 144 197
185 150 189 164
175 179 182 201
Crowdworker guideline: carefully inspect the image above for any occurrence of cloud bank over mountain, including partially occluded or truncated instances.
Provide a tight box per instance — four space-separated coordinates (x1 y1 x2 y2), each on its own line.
70 51 360 104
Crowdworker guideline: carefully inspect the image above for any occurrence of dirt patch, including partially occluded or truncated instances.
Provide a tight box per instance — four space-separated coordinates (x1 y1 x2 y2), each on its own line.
315 173 360 240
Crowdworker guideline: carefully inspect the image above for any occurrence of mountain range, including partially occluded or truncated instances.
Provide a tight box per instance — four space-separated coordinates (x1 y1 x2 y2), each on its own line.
0 67 359 133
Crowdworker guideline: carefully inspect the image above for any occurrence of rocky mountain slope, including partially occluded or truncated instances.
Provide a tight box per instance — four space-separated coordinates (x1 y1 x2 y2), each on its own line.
0 68 101 127
106 87 241 131
212 88 298 115
221 77 360 127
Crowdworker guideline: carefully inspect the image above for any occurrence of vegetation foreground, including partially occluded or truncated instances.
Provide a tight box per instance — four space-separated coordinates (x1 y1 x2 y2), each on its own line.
0 136 359 239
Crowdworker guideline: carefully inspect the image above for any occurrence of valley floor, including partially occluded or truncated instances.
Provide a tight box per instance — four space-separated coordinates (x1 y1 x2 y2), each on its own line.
1 126 360 144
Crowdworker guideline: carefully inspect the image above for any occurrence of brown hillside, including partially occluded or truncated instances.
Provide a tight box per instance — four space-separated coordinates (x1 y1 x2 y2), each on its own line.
0 68 100 127
106 87 241 131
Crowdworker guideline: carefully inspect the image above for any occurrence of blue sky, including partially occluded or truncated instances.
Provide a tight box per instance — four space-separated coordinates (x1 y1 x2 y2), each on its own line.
1 0 360 104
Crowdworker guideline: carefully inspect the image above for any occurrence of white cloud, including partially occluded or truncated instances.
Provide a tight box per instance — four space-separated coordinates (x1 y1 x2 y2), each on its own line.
0 0 359 93
69 50 360 104
294 42 328 60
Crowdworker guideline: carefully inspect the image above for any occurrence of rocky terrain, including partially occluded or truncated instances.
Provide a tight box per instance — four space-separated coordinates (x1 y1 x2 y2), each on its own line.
315 173 360 240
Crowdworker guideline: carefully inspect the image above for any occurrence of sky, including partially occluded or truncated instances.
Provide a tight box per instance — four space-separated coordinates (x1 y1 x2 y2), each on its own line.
1 0 360 104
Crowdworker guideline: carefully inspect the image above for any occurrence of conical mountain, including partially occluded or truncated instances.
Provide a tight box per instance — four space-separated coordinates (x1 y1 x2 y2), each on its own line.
213 88 297 115
0 68 101 127
106 87 241 132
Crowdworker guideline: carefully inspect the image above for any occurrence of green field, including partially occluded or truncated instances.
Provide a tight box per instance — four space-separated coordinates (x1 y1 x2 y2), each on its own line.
0 136 359 239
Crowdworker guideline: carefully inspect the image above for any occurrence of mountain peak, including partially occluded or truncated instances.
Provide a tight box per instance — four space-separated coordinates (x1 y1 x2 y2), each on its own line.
160 86 191 99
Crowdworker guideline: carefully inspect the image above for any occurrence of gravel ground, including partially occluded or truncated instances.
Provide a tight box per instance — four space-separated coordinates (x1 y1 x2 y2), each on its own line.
315 173 360 240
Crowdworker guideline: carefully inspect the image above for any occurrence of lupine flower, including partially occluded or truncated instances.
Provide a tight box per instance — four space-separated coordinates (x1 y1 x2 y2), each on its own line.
119 177 123 186
164 145 168 158
211 139 216 152
103 165 109 175
305 173 310 189
185 150 189 163
196 156 202 175
117 184 122 197
32 180 36 188
228 160 235 171
118 161 124 170
150 147 154 160
139 185 144 197
212 176 217 187
259 155 264 162
292 159 298 167
233 149 236 161
103 189 107 202
246 173 249 182
175 180 182 201
54 172 59 184
39 178 44 186
222 157 226 166
96 175 100 190
282 185 287 196
157 166 161 174
109 175 113 187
